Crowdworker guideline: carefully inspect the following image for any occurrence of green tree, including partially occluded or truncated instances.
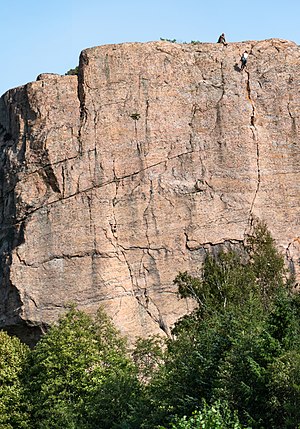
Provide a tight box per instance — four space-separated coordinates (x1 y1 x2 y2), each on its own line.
0 331 30 429
24 307 140 429
160 401 248 429
142 221 299 429
267 350 300 429
246 221 286 306
174 249 256 320
216 326 282 427
132 335 165 383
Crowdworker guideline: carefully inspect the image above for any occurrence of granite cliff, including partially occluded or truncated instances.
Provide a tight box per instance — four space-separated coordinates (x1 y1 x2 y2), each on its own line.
0 39 299 344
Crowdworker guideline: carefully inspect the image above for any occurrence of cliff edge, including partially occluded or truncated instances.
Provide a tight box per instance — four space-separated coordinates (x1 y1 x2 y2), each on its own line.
0 39 299 344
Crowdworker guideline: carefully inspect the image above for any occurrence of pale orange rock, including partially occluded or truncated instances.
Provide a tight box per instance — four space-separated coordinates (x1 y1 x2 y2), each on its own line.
0 39 299 344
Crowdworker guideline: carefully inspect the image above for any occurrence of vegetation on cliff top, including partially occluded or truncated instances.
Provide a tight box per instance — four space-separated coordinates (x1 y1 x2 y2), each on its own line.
65 66 79 76
0 222 299 428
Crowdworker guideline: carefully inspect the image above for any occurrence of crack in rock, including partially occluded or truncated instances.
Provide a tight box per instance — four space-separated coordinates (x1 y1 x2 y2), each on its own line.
245 68 261 230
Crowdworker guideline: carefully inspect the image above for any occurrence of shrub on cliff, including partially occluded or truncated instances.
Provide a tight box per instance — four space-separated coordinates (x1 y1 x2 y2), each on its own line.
65 66 79 76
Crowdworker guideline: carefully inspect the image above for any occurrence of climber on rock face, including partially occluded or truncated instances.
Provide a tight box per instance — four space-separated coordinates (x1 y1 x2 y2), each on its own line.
240 51 248 70
217 33 227 45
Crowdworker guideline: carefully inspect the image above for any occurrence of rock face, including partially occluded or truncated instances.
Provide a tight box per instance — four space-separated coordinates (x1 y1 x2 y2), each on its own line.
0 39 300 344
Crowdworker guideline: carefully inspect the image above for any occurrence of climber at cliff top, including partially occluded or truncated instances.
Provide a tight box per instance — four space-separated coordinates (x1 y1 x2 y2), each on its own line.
240 51 248 70
217 33 227 45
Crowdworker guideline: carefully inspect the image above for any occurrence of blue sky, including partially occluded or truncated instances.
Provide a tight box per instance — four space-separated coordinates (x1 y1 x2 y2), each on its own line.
1 0 299 95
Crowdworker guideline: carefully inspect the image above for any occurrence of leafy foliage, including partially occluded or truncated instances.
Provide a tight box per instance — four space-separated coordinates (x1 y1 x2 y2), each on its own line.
132 335 165 383
65 66 79 76
246 221 286 306
267 350 300 428
160 401 248 429
24 307 140 429
0 331 30 428
174 250 256 319
141 221 300 429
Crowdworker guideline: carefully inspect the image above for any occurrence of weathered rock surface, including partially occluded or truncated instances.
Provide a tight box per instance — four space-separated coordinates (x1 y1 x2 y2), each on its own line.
0 39 300 344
